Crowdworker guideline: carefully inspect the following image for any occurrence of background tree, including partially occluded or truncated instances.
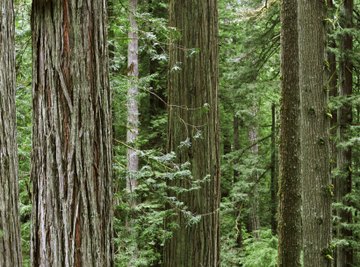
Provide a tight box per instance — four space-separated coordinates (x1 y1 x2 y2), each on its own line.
0 0 23 265
127 0 139 197
298 0 332 266
163 0 221 266
218 1 280 265
270 103 277 236
277 0 301 265
248 108 261 236
126 0 139 264
336 0 354 265
30 0 113 265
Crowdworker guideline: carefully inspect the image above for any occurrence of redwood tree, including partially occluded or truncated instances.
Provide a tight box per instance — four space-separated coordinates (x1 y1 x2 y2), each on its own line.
30 1 113 266
163 0 220 266
0 0 22 265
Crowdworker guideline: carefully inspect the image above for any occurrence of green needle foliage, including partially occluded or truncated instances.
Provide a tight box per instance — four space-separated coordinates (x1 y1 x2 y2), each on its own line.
11 0 360 265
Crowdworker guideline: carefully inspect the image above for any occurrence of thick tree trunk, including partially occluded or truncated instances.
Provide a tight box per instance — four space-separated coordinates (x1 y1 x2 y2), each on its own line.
277 0 301 265
127 0 139 195
163 0 220 266
0 0 23 265
336 0 353 265
30 1 113 266
298 0 332 266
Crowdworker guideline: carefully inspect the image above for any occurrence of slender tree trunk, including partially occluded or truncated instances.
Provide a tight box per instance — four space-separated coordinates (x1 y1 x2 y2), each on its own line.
277 0 301 265
233 115 240 178
298 0 332 266
327 2 338 264
163 0 220 266
30 1 113 266
270 103 277 236
233 115 243 247
248 112 260 237
148 0 167 118
127 0 139 196
0 0 22 265
336 0 353 265
327 1 338 264
327 0 338 170
126 0 139 264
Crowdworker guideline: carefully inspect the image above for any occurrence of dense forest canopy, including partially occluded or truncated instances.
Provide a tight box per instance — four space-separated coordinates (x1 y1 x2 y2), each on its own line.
0 0 360 266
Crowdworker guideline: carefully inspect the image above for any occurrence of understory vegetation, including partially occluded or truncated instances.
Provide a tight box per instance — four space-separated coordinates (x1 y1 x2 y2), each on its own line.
10 0 360 266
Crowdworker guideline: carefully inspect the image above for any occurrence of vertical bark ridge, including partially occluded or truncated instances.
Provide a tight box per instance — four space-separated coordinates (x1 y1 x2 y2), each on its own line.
164 0 220 266
0 0 23 265
31 1 113 266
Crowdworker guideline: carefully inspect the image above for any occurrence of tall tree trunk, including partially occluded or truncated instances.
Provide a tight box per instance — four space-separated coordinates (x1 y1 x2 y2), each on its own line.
277 0 301 265
126 0 139 264
248 118 260 237
298 0 332 266
0 0 23 265
327 2 338 264
30 1 113 266
148 0 167 118
233 114 240 181
163 0 220 266
327 0 338 170
233 115 243 247
127 0 139 201
270 103 277 236
336 0 353 265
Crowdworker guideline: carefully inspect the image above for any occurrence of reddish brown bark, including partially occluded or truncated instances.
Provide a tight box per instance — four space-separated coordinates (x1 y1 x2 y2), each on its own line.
31 1 113 266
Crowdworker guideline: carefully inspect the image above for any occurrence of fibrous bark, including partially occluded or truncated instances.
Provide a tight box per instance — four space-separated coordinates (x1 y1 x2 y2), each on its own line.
0 0 23 265
31 1 113 266
163 0 220 266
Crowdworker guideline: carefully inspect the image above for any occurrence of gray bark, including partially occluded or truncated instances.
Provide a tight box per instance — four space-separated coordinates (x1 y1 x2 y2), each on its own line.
248 114 260 237
30 1 113 266
126 0 139 264
126 0 139 195
298 0 332 266
0 0 23 265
